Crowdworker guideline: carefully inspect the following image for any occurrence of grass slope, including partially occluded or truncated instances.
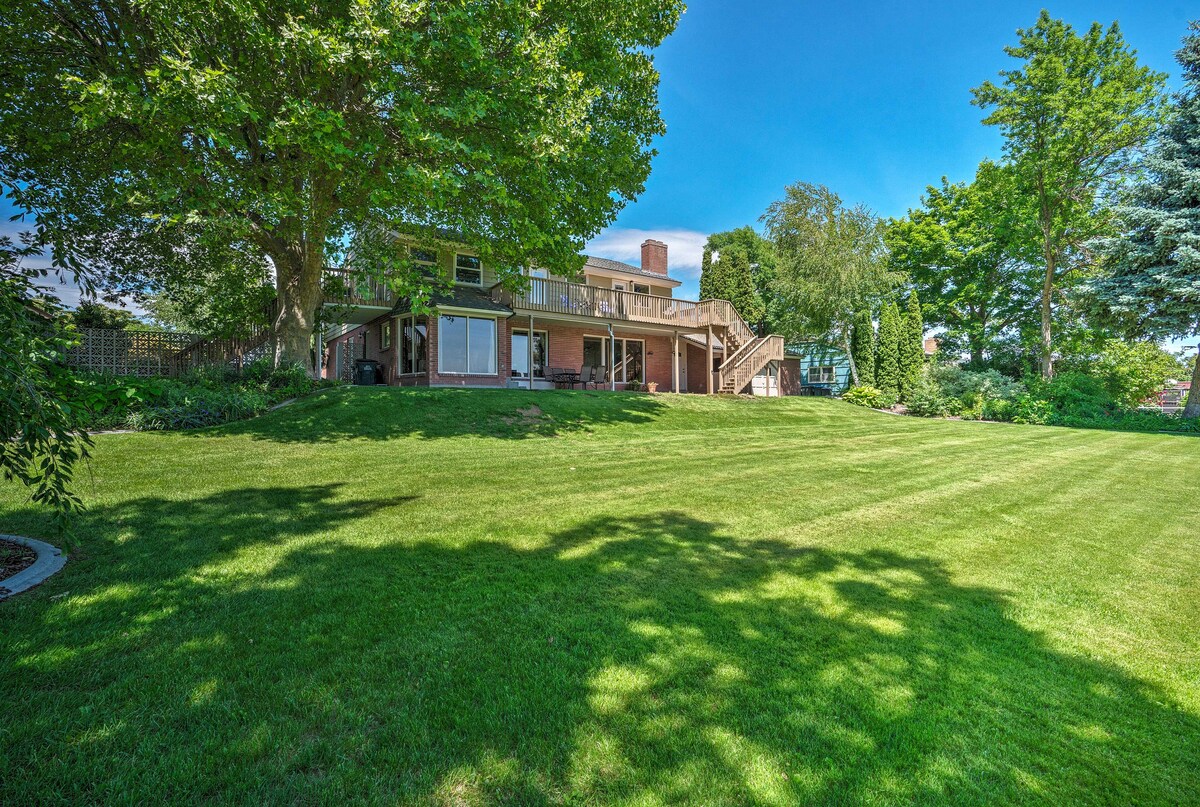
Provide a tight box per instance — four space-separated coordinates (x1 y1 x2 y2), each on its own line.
1 388 1198 805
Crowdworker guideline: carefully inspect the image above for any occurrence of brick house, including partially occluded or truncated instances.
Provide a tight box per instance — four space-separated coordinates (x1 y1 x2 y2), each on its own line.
321 239 783 394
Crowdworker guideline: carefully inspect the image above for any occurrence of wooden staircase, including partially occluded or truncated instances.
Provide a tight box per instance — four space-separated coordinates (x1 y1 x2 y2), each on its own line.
168 299 279 375
698 299 785 394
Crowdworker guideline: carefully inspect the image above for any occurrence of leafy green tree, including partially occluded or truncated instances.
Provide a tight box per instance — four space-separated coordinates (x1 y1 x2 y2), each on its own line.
144 256 277 339
762 182 900 384
875 301 902 398
886 162 1042 365
1063 340 1187 409
700 227 778 333
0 0 684 367
1089 22 1200 417
899 291 925 399
68 301 139 331
850 310 876 387
972 11 1168 379
1 234 91 534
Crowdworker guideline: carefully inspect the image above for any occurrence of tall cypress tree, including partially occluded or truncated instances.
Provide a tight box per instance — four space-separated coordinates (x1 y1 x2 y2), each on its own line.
876 301 902 397
851 309 876 387
899 290 925 399
1090 21 1200 417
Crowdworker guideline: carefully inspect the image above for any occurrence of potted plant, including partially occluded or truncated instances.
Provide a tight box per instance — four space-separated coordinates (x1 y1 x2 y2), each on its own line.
646 381 658 393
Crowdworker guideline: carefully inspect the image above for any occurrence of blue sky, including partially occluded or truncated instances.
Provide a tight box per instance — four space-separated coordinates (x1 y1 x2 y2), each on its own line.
587 1 1197 311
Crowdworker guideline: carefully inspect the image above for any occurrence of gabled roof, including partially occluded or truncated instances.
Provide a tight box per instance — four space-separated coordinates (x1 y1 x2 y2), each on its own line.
390 286 512 317
583 255 681 285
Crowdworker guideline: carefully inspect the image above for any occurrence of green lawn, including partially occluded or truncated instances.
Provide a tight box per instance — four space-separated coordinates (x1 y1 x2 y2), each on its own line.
2 388 1198 805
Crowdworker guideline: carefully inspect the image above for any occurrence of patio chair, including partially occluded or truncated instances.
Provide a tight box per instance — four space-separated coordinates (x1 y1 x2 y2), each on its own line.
589 366 608 389
545 367 564 388
579 365 595 387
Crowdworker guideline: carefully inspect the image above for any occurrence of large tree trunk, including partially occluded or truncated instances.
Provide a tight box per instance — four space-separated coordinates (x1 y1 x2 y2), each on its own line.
1184 353 1200 419
1040 249 1055 380
272 243 325 373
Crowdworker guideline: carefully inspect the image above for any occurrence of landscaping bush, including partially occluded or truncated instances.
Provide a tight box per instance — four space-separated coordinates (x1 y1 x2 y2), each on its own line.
73 361 336 432
841 385 884 408
904 372 955 418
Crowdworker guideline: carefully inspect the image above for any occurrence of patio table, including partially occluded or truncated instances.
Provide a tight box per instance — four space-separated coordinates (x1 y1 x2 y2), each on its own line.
552 370 581 389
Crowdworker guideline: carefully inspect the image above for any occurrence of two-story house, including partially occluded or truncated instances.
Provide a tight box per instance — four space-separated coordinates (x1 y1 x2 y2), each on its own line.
321 239 784 394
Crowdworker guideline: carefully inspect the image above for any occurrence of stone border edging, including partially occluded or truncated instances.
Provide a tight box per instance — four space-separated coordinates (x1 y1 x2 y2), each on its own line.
0 535 67 600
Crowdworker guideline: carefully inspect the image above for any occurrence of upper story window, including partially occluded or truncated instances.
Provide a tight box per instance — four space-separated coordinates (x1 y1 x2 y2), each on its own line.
632 282 650 295
411 247 438 273
455 254 482 285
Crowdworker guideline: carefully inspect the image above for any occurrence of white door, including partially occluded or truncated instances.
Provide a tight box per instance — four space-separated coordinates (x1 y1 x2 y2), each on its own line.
529 268 548 305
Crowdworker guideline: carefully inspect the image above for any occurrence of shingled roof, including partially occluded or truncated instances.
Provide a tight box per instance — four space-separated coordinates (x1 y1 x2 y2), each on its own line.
583 255 679 283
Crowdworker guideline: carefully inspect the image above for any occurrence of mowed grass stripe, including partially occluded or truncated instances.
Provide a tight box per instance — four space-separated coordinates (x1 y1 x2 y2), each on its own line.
2 389 1198 805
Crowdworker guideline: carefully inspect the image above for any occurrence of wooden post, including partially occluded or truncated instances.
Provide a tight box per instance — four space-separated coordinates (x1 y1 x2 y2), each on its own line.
528 314 535 390
706 324 714 394
672 331 680 393
609 323 617 391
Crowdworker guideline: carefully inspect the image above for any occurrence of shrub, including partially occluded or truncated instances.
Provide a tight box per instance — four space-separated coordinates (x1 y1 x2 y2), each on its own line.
904 371 954 418
842 385 884 408
1010 394 1053 425
71 359 331 432
1036 372 1119 420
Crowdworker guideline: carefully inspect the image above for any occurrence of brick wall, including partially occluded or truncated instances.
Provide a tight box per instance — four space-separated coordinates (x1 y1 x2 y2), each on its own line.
685 341 713 393
780 358 803 395
425 314 510 388
324 314 396 382
536 321 677 390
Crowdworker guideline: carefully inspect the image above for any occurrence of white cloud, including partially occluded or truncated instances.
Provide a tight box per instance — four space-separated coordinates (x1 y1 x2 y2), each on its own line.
586 227 708 280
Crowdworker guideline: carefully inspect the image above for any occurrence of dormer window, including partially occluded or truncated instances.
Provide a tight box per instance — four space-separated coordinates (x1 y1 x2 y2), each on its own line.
455 254 482 285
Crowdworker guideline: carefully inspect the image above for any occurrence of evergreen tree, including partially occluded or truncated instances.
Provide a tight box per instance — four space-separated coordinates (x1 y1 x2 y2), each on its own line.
899 290 925 399
851 309 876 387
699 243 766 329
700 227 778 332
876 301 902 397
1090 21 1200 417
698 243 727 301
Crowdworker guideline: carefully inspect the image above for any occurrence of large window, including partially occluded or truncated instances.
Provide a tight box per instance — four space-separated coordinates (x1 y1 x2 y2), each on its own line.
511 329 548 378
411 247 438 277
398 316 427 374
439 315 496 374
582 336 644 384
455 254 482 285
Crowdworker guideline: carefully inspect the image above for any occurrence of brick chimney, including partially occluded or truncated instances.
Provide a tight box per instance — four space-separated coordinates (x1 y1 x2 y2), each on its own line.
640 239 668 275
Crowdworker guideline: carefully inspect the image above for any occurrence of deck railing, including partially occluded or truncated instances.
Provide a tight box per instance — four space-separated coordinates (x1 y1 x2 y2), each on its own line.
491 277 710 329
322 268 395 307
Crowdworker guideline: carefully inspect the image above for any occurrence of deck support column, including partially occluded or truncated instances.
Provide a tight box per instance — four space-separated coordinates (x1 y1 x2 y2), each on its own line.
609 322 616 391
672 331 680 393
706 325 714 394
528 314 535 391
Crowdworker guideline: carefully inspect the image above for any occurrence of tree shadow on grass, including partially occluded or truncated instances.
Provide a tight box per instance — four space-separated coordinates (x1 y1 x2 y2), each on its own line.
2 498 1197 804
212 386 668 443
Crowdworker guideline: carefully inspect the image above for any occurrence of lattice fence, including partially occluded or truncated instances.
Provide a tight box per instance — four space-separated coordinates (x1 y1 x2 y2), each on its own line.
67 328 273 377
